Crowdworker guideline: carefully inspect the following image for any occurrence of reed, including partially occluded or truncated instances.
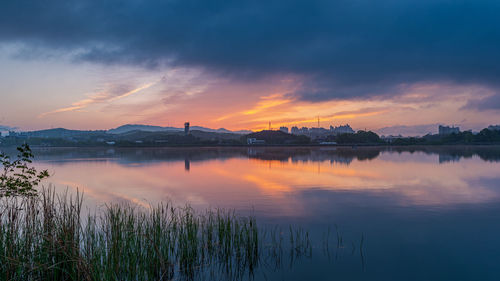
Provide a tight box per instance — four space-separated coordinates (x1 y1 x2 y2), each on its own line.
0 189 364 280
0 189 269 281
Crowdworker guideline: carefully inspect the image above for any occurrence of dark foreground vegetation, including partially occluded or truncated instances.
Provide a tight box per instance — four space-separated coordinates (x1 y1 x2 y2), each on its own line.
0 189 338 281
1 190 258 280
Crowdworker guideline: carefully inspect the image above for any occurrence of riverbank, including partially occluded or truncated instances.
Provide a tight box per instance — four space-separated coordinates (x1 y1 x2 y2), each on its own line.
2 141 500 149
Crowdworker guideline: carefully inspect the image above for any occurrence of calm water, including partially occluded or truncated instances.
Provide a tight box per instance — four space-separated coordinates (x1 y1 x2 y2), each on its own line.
28 146 500 280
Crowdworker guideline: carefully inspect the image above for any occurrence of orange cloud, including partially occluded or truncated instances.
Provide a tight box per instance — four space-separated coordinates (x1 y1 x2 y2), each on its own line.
214 93 294 122
242 94 293 115
244 107 389 131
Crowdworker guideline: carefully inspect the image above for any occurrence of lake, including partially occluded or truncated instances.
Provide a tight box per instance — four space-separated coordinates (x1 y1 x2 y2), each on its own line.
28 146 500 280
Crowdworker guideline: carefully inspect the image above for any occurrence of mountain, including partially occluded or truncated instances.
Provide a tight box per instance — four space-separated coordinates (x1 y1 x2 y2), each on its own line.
190 126 252 134
107 124 181 134
26 128 106 138
107 124 251 135
376 124 439 137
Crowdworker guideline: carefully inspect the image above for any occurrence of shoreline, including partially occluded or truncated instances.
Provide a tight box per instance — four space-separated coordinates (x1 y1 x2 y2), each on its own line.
2 143 500 149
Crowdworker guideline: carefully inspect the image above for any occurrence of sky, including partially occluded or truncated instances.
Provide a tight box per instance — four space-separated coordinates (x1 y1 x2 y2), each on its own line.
1 0 500 135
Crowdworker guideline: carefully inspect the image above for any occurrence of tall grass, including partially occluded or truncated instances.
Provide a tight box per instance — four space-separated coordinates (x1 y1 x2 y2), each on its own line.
0 189 267 281
0 189 365 280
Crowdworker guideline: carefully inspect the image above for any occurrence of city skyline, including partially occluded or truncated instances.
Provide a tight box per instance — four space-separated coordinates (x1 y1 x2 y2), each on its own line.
4 121 498 139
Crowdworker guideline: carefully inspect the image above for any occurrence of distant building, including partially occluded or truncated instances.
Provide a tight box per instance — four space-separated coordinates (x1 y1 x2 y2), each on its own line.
8 131 28 138
330 124 355 135
488 125 500 131
184 122 190 135
381 135 403 143
247 138 266 145
309 127 329 139
279 126 289 133
288 124 356 137
309 127 328 134
439 125 460 135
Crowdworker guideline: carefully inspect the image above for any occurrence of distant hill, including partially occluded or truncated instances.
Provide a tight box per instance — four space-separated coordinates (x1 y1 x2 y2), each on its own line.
100 128 243 145
113 129 241 141
107 124 251 135
376 124 439 137
192 127 252 135
107 124 181 134
26 128 106 138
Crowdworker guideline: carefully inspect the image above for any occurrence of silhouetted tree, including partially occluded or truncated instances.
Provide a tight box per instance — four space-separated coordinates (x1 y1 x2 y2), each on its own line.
336 131 382 144
0 144 49 197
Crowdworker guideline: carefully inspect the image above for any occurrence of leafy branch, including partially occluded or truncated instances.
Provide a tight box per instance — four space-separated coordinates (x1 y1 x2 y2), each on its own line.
0 144 49 197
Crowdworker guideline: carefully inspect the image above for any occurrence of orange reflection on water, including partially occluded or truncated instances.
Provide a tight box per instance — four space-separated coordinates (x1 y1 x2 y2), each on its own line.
36 148 500 217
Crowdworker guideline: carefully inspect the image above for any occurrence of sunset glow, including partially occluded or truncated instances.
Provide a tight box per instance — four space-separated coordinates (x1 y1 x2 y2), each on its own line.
1 0 500 134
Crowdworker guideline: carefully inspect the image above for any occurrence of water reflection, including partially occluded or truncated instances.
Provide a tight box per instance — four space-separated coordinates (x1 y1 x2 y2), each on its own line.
14 146 500 280
21 146 500 212
26 145 500 165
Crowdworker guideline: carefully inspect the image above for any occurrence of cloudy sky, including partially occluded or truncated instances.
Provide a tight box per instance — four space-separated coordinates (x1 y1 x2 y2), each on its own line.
1 0 500 134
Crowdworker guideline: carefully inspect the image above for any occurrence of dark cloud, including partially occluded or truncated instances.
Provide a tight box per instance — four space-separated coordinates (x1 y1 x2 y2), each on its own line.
463 94 500 111
2 0 500 104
